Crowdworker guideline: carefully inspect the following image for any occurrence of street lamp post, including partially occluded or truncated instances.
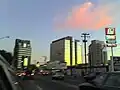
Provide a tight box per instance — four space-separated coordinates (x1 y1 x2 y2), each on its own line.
0 36 10 40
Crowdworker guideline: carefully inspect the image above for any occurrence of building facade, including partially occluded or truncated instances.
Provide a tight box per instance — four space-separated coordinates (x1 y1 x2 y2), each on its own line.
13 39 32 70
88 40 107 66
50 36 82 66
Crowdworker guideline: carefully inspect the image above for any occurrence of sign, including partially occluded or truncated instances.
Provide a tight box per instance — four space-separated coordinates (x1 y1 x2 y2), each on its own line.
105 27 117 47
23 57 28 66
113 57 120 71
105 28 115 35
107 44 117 47
105 35 116 40
106 40 116 44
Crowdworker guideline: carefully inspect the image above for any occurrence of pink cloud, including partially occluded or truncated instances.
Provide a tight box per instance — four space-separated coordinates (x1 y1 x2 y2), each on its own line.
54 2 113 30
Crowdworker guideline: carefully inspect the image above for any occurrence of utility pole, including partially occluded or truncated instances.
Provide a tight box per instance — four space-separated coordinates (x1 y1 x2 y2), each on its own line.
81 33 90 73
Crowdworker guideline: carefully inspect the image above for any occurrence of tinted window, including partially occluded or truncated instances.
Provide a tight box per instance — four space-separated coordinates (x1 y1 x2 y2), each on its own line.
104 74 120 87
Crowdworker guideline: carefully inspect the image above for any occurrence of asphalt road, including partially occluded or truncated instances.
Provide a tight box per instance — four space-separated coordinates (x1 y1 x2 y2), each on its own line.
20 75 85 90
33 75 85 90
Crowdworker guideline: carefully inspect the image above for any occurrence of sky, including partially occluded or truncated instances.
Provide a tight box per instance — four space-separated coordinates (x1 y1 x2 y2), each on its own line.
0 0 120 63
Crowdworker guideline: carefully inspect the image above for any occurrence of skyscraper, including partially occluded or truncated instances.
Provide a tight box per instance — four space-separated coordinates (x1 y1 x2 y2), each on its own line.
50 36 82 66
88 40 107 66
13 39 32 70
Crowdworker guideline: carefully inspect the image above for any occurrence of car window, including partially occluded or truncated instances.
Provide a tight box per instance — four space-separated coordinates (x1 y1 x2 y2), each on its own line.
92 73 107 85
104 74 120 87
0 76 7 90
0 66 12 90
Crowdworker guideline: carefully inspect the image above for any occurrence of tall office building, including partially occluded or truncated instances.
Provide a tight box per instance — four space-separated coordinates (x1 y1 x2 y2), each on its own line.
50 36 82 66
13 39 32 70
88 40 107 66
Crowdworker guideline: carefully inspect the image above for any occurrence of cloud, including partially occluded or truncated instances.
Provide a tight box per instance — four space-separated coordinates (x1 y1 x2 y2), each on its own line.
54 1 119 30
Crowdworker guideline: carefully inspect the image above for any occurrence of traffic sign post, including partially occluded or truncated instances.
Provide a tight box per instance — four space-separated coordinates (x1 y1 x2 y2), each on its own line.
105 27 117 72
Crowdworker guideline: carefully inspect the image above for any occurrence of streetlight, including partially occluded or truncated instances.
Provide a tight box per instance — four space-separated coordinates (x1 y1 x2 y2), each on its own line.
0 36 10 40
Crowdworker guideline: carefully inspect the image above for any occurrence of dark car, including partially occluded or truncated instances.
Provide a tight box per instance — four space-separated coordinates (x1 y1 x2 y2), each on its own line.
52 72 64 80
79 71 120 90
84 72 101 82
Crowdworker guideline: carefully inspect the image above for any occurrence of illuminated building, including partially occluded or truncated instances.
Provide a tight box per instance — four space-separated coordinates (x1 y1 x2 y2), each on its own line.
50 36 82 66
13 39 31 70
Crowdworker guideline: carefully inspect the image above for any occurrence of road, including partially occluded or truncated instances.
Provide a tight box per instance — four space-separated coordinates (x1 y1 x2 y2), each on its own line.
20 75 85 90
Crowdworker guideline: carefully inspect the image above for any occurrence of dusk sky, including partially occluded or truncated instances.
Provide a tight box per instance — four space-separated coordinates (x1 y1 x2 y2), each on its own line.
0 0 120 62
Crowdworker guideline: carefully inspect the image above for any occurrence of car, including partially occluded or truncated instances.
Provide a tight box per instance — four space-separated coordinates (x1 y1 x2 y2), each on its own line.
79 71 120 90
52 72 64 80
83 72 101 82
22 70 34 80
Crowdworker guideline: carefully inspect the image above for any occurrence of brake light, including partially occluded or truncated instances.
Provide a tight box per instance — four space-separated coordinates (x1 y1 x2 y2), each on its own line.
23 72 26 75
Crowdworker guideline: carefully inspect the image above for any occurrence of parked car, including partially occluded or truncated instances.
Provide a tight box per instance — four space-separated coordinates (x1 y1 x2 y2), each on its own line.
79 71 120 90
52 71 64 80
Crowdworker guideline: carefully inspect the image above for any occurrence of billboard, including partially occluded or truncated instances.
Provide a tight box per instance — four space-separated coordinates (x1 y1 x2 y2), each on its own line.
23 57 28 66
110 56 120 71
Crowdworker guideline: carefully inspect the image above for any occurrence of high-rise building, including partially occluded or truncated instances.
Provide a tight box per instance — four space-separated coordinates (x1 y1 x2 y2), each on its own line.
50 36 82 66
13 39 32 70
88 40 107 66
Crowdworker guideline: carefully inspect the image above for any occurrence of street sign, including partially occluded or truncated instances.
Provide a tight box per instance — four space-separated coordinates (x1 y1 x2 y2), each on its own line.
107 44 117 47
105 35 116 40
105 28 115 35
106 40 116 44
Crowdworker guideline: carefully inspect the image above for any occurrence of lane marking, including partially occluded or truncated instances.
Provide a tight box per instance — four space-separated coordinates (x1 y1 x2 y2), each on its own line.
36 85 43 90
52 80 78 89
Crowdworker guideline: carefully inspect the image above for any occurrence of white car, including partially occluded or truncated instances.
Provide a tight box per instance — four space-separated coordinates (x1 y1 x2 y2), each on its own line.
52 72 64 80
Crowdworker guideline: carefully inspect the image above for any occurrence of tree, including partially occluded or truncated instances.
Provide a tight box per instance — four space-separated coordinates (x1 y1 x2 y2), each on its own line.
0 50 13 65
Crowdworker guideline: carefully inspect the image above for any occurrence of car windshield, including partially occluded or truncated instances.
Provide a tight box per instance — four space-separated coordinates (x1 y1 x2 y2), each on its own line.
1 0 119 90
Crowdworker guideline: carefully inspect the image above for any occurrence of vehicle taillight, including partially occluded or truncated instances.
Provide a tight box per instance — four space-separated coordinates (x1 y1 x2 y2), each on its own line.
23 72 26 75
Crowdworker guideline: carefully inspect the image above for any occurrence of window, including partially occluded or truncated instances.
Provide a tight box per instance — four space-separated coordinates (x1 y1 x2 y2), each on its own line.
0 76 7 90
0 66 12 90
18 43 21 46
23 43 27 47
104 74 120 87
28 44 30 46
